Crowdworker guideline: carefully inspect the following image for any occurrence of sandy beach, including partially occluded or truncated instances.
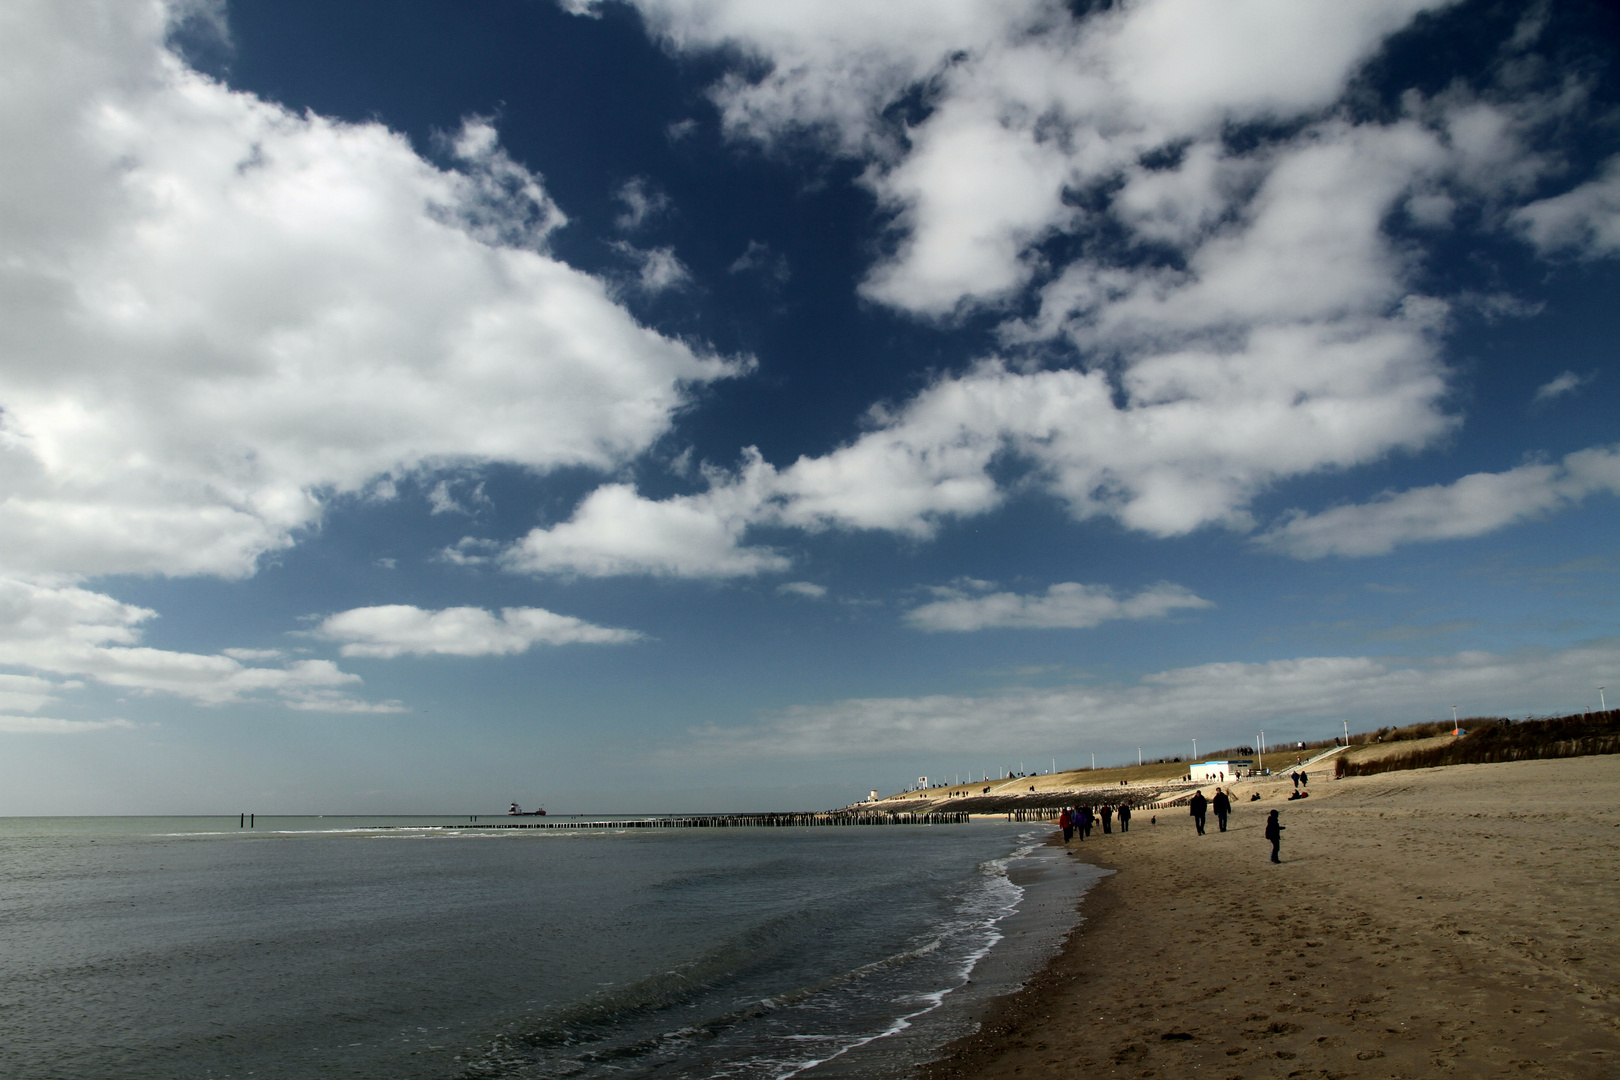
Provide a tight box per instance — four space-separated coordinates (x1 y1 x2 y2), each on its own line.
922 755 1620 1079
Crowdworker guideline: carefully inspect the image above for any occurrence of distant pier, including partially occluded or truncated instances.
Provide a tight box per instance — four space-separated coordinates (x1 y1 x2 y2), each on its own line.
443 811 971 830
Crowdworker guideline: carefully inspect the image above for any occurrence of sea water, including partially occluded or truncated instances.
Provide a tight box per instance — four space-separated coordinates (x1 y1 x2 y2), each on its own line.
0 816 1103 1079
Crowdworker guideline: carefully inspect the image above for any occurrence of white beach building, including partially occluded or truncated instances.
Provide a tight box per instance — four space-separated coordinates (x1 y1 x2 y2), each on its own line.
1190 760 1253 781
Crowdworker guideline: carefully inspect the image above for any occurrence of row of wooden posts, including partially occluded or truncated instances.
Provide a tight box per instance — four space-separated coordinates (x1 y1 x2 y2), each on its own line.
444 812 973 830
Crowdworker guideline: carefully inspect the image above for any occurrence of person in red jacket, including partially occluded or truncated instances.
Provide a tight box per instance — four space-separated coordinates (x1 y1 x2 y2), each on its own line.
1058 808 1074 844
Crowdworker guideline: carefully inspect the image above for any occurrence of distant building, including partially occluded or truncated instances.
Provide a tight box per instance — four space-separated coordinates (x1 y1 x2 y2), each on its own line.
918 776 929 788
1190 760 1253 781
868 789 879 802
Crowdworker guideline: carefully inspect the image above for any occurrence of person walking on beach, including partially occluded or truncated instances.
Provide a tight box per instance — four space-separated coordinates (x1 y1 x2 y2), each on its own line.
1290 770 1300 791
1100 804 1113 834
1078 804 1093 839
1058 808 1074 844
1117 803 1131 832
1212 787 1231 832
1189 791 1208 835
1299 771 1308 789
1264 809 1284 863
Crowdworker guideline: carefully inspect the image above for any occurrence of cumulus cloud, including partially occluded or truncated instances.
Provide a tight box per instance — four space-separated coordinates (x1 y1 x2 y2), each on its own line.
526 0 1620 572
0 578 384 711
1259 445 1620 558
777 581 827 599
501 454 790 577
905 580 1212 632
317 604 643 658
0 0 738 583
685 638 1620 760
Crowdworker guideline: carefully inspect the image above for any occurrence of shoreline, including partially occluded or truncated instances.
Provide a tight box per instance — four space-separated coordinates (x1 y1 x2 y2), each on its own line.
918 755 1620 1079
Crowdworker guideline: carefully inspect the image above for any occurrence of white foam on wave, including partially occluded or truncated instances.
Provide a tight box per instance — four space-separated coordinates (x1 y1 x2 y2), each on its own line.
765 826 1052 1080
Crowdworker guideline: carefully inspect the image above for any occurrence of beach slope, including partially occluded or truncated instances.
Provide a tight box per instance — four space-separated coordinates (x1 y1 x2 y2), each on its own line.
922 755 1620 1079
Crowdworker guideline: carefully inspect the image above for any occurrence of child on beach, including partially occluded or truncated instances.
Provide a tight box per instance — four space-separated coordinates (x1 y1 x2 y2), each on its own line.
1265 810 1284 862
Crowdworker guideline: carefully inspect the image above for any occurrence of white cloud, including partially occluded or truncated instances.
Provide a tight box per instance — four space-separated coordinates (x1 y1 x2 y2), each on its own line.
614 177 670 231
0 0 738 582
0 715 137 735
685 638 1620 760
317 604 643 658
529 0 1615 570
777 581 827 599
221 648 286 661
905 580 1212 632
1512 155 1620 257
0 672 71 714
1259 444 1620 558
621 244 693 293
729 240 789 282
501 455 790 577
1532 370 1593 403
0 578 381 711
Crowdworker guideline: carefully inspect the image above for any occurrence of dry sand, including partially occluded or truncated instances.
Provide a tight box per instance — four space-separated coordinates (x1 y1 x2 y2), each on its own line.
921 755 1620 1079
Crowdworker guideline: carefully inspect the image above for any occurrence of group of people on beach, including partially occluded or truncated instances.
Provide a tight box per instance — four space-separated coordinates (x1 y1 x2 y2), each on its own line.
1056 802 1131 843
1056 785 1286 863
1187 786 1286 862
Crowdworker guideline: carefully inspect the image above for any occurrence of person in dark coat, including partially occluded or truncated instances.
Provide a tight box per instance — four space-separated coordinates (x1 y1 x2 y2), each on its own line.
1189 791 1208 835
1299 770 1308 789
1211 787 1232 832
1117 803 1131 832
1100 804 1113 834
1058 808 1073 844
1078 804 1093 839
1264 809 1284 862
1291 770 1301 791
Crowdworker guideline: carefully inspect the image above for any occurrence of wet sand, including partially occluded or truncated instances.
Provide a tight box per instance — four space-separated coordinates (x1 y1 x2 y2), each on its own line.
921 755 1620 1079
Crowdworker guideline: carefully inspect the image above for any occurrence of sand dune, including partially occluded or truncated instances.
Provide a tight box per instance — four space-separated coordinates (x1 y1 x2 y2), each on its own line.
921 755 1620 1079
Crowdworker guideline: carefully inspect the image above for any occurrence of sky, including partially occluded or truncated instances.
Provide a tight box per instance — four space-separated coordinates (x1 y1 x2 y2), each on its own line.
2 0 1618 814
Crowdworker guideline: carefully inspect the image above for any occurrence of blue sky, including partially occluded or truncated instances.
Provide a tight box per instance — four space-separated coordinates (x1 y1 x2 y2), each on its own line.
2 0 1618 814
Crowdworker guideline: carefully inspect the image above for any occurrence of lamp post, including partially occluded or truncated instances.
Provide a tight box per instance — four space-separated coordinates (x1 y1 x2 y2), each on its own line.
1343 719 1350 747
1090 752 1095 770
1138 746 1143 767
1451 705 1459 736
1192 739 1198 760
1601 686 1607 711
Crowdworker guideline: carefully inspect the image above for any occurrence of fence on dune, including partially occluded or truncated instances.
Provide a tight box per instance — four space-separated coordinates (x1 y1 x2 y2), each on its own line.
1336 711 1620 778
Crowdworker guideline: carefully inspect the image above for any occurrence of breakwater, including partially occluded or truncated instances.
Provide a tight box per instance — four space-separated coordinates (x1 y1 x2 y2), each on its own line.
446 811 972 830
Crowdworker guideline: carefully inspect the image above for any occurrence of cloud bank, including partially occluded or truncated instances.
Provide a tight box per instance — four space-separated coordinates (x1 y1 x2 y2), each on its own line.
689 638 1620 760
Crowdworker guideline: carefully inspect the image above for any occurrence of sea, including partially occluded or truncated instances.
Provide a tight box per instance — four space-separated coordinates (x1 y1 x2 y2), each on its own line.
0 815 1104 1080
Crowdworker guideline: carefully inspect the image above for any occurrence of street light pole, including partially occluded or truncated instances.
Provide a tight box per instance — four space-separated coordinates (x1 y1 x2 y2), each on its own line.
1343 719 1350 747
1451 705 1459 736
1601 686 1608 711
1138 746 1143 767
1090 752 1095 770
1192 739 1198 760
